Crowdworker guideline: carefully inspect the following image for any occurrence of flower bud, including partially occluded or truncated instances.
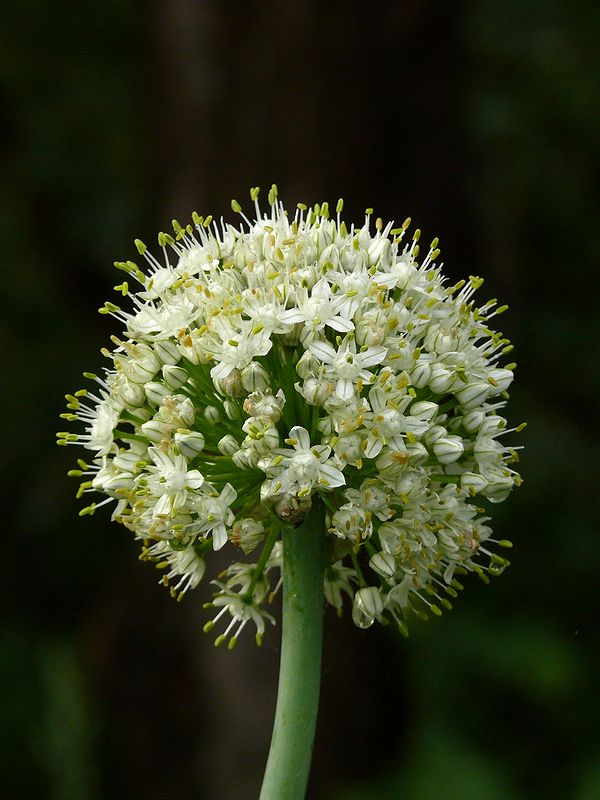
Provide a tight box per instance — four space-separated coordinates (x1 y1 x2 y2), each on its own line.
121 347 160 383
352 587 383 628
111 376 146 408
460 471 487 495
462 408 485 433
223 399 242 421
174 396 195 427
162 365 188 390
409 400 438 421
425 324 458 354
455 382 490 410
296 350 320 379
204 406 221 424
241 361 270 392
368 236 390 267
154 339 181 366
369 551 396 579
174 430 205 458
298 377 334 406
361 324 386 348
218 435 239 456
243 390 285 422
231 518 265 554
446 415 463 433
214 368 244 398
406 441 428 465
334 434 363 465
141 419 172 443
411 359 431 388
429 363 455 394
424 425 447 447
144 381 171 405
232 448 259 469
433 436 464 464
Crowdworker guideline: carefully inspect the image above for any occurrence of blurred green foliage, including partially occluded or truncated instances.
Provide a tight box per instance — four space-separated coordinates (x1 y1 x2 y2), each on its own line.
2 2 599 799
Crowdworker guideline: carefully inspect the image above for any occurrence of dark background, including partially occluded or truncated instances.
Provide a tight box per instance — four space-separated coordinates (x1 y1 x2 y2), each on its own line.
2 2 599 798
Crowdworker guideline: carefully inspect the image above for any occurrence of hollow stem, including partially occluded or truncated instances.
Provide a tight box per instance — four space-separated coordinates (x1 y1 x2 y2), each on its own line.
259 499 325 800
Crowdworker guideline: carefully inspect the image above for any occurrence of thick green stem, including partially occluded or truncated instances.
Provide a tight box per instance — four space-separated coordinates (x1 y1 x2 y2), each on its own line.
259 499 325 800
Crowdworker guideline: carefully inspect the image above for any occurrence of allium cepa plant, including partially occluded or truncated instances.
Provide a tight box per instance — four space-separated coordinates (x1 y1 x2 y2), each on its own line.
58 186 523 648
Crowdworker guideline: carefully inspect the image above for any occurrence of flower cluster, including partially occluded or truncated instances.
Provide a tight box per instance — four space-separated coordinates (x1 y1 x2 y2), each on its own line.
58 186 523 646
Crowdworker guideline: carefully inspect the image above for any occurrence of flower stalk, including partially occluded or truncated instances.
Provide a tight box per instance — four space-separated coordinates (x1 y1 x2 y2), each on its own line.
259 499 325 800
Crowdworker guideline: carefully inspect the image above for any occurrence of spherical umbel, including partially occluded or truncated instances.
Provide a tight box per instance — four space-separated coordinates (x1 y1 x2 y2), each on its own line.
58 186 523 647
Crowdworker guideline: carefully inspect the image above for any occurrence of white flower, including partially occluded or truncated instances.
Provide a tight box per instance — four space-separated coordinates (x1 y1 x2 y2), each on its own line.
87 397 121 455
310 336 387 400
194 484 237 550
149 540 207 599
208 322 273 380
62 187 522 643
279 278 354 343
372 250 417 289
144 446 204 518
330 503 372 542
265 426 345 497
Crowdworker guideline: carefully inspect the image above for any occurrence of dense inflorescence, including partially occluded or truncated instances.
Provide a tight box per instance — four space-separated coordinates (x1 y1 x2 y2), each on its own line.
58 186 523 646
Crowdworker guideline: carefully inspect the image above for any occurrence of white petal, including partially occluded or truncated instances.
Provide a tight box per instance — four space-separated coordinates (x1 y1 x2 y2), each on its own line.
309 340 336 363
311 278 330 298
289 425 311 451
279 309 306 324
328 316 354 333
335 379 354 400
210 360 234 380
360 347 388 367
212 523 228 550
319 464 346 488
185 470 204 490
364 435 383 459
372 272 396 287
220 483 237 505
152 493 172 519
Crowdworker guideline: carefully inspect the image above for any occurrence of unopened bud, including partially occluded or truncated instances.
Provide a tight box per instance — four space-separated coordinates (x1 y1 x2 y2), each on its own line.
204 406 221 424
231 518 265 554
214 368 244 398
174 430 205 458
456 382 490 410
217 435 239 456
144 381 171 405
369 551 396 579
162 365 188 390
241 362 270 392
141 419 172 443
429 364 455 394
433 436 464 465
352 587 383 629
154 339 181 365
